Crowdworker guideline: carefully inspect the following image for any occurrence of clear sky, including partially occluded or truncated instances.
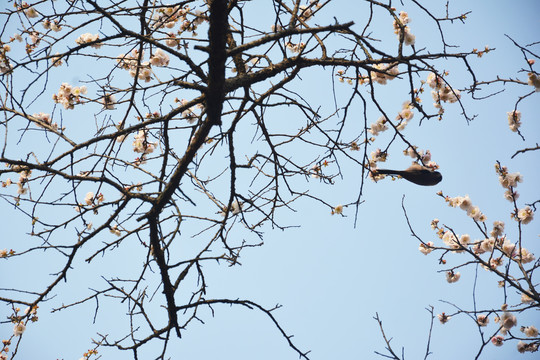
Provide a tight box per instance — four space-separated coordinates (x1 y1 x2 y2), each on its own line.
1 1 539 359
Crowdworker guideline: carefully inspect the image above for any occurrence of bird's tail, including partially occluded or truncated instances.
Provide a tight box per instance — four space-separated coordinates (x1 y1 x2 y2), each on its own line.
373 169 401 176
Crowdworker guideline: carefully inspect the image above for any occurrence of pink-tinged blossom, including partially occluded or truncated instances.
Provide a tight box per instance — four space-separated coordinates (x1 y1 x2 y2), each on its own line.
419 241 434 255
517 341 539 353
500 312 517 330
438 313 451 324
491 335 504 346
477 314 489 327
522 325 539 337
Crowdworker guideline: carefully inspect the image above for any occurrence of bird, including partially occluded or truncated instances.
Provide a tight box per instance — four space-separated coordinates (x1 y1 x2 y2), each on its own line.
372 163 442 186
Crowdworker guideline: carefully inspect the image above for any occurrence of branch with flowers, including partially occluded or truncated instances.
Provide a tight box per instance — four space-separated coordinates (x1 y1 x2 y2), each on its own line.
1 1 535 359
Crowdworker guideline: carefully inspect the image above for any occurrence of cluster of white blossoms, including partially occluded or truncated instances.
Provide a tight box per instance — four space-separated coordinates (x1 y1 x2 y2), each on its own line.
418 241 434 255
117 49 152 82
403 146 438 169
496 163 523 201
370 63 399 85
33 112 59 130
506 110 522 132
133 129 157 155
393 11 415 46
441 231 471 254
426 72 461 108
395 101 414 131
74 191 104 213
42 19 62 32
495 164 534 225
75 33 102 49
446 194 487 222
369 116 388 136
491 309 540 352
297 1 322 23
4 166 32 195
149 48 170 67
116 48 170 82
370 148 387 163
20 2 38 18
150 4 204 32
528 72 540 91
1 43 12 74
52 83 87 110
132 129 158 165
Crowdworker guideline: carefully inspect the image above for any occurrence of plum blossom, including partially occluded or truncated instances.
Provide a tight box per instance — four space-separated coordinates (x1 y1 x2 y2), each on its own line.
133 130 157 155
333 205 343 215
150 49 170 67
100 93 116 110
392 11 415 45
33 112 58 130
426 72 444 89
370 63 399 85
490 221 505 238
438 312 451 324
75 33 102 49
446 271 460 283
24 6 39 18
13 321 26 336
369 116 388 136
517 206 534 224
517 341 539 353
521 293 534 304
419 242 434 255
528 72 540 91
521 325 539 337
507 110 522 132
52 83 87 110
477 314 489 327
500 312 517 330
517 248 535 264
491 335 504 346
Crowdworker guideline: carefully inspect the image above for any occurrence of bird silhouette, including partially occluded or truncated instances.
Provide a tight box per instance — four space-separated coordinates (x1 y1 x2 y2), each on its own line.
372 163 442 186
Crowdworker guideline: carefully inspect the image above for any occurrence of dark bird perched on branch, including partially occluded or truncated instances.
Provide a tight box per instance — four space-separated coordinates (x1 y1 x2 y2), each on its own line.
372 163 442 186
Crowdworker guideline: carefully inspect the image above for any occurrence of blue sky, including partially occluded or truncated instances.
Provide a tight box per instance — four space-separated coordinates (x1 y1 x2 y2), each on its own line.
1 1 539 359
